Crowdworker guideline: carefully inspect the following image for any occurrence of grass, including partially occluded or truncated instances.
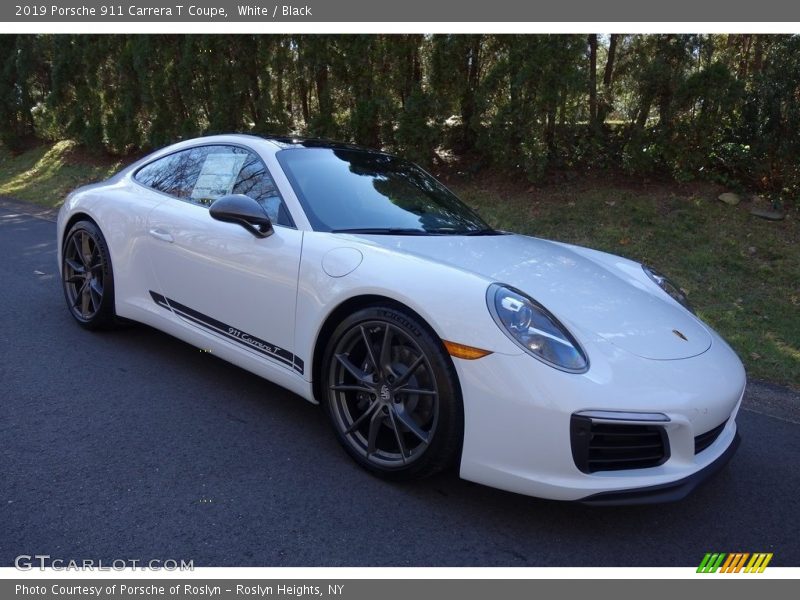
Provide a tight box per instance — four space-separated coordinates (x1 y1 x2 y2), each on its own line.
0 140 122 207
1 140 798 389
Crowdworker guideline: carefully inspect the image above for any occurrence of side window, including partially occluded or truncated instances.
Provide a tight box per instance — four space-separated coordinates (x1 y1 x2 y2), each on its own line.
135 145 292 226
232 151 292 226
134 148 202 199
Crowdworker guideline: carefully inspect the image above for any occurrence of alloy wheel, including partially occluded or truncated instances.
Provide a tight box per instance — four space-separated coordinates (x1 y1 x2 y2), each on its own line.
63 229 105 321
328 320 439 468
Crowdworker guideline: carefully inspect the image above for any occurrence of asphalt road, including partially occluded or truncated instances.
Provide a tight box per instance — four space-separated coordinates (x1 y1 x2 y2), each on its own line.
1 205 799 567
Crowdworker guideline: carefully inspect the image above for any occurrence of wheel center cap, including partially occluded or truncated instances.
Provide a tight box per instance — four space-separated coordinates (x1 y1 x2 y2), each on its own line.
379 384 391 402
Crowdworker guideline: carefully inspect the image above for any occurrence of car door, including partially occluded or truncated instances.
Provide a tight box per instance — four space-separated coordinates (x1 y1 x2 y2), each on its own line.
142 144 305 375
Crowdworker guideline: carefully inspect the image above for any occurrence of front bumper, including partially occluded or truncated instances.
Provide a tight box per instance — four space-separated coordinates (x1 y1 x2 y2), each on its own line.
579 432 740 505
454 327 746 502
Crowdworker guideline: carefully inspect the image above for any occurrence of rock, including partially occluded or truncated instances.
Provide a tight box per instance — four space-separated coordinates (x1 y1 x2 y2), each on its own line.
750 206 786 221
718 192 741 205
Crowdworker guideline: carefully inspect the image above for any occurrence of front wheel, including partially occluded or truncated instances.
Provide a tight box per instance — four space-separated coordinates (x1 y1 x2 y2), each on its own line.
322 305 463 480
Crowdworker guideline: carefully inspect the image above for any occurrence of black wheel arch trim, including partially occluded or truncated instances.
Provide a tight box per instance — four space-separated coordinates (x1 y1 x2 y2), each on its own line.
310 295 458 404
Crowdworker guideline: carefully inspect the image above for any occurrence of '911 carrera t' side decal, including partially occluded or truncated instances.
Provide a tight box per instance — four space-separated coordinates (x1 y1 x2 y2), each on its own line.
149 291 304 375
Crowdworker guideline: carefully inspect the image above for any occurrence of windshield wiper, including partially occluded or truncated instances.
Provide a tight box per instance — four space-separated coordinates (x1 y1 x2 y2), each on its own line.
330 227 429 235
424 227 503 236
330 227 504 236
460 228 503 236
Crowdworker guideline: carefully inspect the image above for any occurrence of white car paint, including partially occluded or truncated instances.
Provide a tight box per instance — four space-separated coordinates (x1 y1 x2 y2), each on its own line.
57 134 745 503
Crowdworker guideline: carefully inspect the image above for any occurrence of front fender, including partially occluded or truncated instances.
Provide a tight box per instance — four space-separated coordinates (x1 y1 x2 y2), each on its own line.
294 232 524 383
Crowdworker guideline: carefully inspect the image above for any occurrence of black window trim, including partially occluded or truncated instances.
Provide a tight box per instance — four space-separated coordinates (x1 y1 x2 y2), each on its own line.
131 141 297 230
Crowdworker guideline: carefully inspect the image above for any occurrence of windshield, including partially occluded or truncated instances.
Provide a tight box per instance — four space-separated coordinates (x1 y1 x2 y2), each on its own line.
276 148 493 234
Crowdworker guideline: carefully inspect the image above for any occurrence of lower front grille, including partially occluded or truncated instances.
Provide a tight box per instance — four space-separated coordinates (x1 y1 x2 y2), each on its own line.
571 415 670 473
694 420 727 454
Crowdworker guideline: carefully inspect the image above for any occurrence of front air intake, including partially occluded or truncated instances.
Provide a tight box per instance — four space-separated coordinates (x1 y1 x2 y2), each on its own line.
694 420 727 455
571 415 670 473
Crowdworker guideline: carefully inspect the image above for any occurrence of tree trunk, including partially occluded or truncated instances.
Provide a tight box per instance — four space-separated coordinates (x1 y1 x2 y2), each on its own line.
275 60 284 112
298 77 310 125
603 34 618 87
658 89 673 130
588 34 598 125
635 93 653 130
656 35 675 131
315 62 332 134
459 35 481 152
738 34 753 79
411 38 422 86
597 33 618 124
753 35 764 73
545 106 557 157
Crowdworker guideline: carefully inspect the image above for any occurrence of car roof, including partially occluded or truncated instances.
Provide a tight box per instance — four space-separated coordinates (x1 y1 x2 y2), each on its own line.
259 135 386 154
167 133 384 154
117 133 391 180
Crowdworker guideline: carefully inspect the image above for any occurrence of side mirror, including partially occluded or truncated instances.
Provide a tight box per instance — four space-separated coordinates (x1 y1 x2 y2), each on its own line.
209 194 273 238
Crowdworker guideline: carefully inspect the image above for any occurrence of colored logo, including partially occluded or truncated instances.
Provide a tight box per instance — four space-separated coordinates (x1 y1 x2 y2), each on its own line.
697 552 773 573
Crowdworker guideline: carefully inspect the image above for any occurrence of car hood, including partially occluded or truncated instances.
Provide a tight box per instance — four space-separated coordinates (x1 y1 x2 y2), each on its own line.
356 233 711 360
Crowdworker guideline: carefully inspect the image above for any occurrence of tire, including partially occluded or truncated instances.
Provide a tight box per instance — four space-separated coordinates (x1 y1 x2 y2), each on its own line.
321 305 463 480
61 220 117 330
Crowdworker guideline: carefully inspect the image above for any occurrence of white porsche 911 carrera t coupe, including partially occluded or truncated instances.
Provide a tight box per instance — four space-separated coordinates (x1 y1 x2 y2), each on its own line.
57 134 744 504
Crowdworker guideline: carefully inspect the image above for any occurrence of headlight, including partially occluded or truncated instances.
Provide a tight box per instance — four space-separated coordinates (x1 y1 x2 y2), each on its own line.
642 265 693 313
487 284 588 373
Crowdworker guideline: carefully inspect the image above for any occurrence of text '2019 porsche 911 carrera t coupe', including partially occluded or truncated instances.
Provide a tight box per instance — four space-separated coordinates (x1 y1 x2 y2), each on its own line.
58 135 744 504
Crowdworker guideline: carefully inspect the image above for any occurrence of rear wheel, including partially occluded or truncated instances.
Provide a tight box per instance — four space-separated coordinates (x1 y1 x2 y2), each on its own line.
62 220 117 330
322 305 463 480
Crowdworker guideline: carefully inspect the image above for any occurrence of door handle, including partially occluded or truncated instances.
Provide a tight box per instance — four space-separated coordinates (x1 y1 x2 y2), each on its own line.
149 228 174 243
